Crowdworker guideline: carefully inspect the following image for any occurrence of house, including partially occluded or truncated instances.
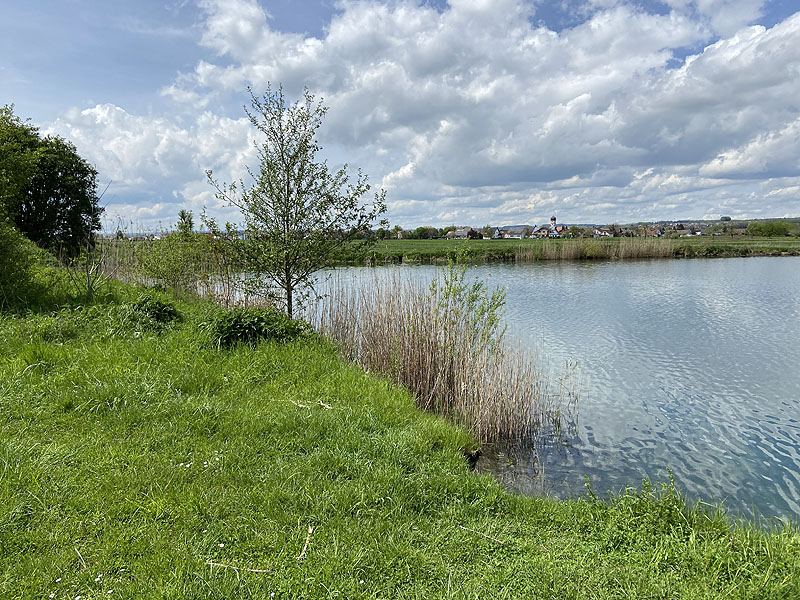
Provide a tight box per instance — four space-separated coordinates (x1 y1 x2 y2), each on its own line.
533 226 550 239
451 227 479 239
503 225 531 239
593 228 613 238
533 217 566 238
494 225 532 239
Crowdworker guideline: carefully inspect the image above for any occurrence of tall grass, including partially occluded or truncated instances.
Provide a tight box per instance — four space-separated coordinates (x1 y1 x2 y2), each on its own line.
309 265 577 443
515 237 676 261
97 238 265 307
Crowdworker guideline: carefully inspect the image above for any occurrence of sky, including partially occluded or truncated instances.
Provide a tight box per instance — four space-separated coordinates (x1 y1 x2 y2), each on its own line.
2 0 799 230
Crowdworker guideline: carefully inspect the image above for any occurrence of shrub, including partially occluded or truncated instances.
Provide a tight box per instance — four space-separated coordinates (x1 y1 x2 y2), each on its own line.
0 220 50 311
206 306 310 348
128 292 182 326
135 232 208 294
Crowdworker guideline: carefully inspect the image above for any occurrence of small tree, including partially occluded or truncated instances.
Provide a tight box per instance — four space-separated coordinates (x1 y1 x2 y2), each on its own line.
136 213 207 295
207 85 386 318
177 209 194 235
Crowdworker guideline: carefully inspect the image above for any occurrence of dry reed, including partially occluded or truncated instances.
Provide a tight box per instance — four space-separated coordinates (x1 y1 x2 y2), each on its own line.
515 237 676 261
309 267 577 443
97 238 264 307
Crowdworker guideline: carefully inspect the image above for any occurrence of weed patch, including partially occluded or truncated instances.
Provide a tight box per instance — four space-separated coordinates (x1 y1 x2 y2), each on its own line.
205 306 310 348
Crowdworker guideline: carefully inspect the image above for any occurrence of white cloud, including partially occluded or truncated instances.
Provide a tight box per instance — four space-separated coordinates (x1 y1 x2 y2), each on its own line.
45 103 256 227
663 0 767 37
45 1 800 227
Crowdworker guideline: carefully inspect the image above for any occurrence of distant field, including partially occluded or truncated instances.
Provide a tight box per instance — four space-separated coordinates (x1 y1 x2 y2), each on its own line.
342 236 800 263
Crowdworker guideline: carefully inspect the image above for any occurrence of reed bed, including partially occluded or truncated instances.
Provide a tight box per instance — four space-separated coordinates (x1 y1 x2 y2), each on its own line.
515 237 676 261
309 266 577 443
96 238 264 307
616 237 675 258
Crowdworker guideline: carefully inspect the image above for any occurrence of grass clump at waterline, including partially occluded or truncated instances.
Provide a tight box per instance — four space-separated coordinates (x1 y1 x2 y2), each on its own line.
311 263 577 443
2 293 799 598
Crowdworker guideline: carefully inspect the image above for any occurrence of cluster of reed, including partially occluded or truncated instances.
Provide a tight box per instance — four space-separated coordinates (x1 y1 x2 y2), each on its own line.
309 267 577 443
516 237 676 261
96 237 266 307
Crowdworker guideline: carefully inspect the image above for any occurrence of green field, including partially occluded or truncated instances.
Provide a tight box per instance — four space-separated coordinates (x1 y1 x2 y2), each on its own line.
2 288 799 598
346 236 800 264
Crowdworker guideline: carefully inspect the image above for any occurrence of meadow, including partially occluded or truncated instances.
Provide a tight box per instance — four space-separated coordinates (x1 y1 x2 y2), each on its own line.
1 281 799 598
354 236 800 264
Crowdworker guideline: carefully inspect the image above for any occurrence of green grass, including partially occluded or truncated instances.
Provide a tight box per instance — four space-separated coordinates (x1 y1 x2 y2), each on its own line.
344 236 800 264
1 297 799 599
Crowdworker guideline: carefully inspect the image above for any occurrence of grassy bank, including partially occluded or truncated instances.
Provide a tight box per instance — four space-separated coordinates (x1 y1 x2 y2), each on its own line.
350 236 800 264
2 292 798 598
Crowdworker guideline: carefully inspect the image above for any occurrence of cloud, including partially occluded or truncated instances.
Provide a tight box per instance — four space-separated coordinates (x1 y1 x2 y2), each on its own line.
44 103 256 226
46 1 800 227
662 0 767 37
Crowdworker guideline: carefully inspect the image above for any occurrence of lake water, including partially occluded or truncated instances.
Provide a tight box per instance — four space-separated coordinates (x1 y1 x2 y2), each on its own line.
323 257 800 522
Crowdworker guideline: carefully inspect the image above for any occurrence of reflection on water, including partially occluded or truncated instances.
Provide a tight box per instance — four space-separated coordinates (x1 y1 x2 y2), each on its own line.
321 257 800 521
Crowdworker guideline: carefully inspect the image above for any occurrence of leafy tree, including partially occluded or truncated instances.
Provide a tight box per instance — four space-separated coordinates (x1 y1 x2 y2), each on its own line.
207 85 386 318
757 221 791 237
0 105 102 256
413 226 437 239
177 209 194 235
720 216 732 222
746 222 763 236
0 105 39 221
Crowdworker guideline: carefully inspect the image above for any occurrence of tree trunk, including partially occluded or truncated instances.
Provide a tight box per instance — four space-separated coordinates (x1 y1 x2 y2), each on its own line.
286 282 293 319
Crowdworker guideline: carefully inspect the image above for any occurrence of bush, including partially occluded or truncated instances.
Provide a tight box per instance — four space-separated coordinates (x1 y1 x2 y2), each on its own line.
135 232 208 294
206 306 310 348
128 292 182 325
0 220 49 311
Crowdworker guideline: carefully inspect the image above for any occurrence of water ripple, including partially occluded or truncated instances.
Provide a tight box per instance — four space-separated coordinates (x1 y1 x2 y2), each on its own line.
326 257 800 521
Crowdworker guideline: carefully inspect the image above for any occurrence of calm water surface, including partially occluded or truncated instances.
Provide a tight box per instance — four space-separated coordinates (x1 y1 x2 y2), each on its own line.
327 257 800 521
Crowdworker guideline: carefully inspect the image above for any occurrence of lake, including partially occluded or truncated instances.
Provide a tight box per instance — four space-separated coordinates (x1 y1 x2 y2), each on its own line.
323 256 800 522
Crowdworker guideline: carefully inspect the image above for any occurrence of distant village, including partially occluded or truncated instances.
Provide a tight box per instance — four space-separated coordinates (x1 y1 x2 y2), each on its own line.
387 216 768 240
107 215 798 241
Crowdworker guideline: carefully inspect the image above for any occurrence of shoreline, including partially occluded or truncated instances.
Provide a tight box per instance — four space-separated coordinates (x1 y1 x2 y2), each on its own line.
334 236 800 265
2 277 799 597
